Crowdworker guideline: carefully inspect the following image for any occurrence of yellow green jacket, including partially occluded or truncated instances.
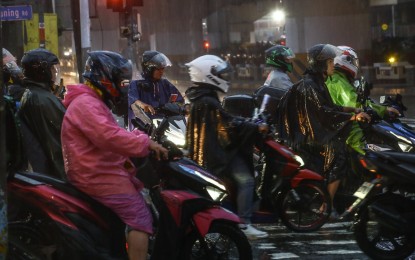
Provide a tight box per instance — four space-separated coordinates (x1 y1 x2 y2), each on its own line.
326 71 386 154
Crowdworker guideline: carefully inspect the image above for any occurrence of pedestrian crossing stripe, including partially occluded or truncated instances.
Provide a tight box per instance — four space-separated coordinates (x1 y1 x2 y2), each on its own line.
309 240 356 245
315 250 365 255
257 243 277 249
269 252 300 259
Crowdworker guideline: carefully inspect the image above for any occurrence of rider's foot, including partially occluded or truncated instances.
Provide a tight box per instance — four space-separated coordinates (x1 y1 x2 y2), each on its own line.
329 210 340 221
239 224 268 239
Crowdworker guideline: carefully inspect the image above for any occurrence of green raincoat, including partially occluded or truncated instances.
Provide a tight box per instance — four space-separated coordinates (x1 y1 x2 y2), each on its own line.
326 71 386 154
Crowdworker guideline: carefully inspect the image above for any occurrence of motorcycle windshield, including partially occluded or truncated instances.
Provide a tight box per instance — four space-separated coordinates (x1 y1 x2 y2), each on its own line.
131 103 152 126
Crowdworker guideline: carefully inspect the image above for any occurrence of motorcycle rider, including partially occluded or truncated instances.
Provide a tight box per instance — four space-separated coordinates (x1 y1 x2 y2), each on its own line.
61 50 168 260
128 50 184 130
277 44 371 217
326 45 399 155
254 45 295 115
18 48 66 179
185 54 269 239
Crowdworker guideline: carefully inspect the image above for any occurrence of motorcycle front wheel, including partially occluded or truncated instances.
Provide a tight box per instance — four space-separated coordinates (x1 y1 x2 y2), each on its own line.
278 181 331 232
354 194 415 260
182 221 252 260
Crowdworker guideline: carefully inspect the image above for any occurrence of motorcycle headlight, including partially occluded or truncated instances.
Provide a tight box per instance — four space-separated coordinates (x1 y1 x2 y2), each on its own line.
398 141 413 152
293 155 305 167
206 186 227 201
166 134 186 147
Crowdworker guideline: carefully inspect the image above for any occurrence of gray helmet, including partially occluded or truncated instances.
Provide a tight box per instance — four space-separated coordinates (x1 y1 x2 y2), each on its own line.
141 50 172 78
307 44 341 74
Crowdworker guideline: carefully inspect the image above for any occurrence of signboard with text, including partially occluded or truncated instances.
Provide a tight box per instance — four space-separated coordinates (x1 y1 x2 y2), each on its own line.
0 5 32 21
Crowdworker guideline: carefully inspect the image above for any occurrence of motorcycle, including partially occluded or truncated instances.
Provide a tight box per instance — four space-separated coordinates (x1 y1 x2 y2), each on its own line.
334 78 415 219
7 103 252 259
352 150 415 260
356 78 415 153
222 94 332 232
151 109 187 148
133 102 253 259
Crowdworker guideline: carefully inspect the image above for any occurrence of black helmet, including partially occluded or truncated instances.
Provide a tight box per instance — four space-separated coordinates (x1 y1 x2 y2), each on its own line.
307 44 341 74
141 50 172 77
21 48 59 84
83 51 132 112
265 45 295 73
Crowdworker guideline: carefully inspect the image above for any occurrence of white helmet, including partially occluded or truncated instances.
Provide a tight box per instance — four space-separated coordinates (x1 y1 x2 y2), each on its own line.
334 46 359 78
185 55 232 93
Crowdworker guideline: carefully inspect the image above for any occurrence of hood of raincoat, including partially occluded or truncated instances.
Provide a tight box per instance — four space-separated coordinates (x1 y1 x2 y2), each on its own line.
63 83 102 108
185 83 220 102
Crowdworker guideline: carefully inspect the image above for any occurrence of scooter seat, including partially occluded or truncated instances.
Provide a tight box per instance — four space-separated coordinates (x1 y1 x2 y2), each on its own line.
13 171 119 223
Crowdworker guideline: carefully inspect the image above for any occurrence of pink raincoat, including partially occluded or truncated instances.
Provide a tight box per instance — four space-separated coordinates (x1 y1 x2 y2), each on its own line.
61 84 153 233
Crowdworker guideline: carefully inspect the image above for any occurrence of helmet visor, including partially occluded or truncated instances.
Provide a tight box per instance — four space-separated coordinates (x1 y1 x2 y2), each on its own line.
282 48 295 59
149 53 172 69
211 61 232 81
351 57 359 68
316 44 342 61
51 64 61 86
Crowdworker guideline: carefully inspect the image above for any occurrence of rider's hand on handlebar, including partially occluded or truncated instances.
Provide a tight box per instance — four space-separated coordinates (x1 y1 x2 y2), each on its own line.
149 140 169 160
258 123 269 134
135 100 156 115
387 106 400 117
353 112 371 122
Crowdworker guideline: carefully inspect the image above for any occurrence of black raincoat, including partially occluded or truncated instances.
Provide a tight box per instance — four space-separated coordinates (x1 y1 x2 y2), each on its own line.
277 71 352 175
185 84 259 178
18 79 66 179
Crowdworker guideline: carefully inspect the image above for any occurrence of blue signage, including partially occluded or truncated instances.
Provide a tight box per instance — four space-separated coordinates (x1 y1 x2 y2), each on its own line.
0 5 33 21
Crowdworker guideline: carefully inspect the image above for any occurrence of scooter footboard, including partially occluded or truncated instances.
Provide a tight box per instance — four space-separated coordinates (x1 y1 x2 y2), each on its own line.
291 169 324 187
192 207 240 236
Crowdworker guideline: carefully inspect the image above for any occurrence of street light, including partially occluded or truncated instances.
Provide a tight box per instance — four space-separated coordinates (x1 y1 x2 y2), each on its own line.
272 10 285 23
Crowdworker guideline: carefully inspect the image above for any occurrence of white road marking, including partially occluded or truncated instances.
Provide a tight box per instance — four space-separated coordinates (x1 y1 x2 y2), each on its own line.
315 250 364 255
270 252 300 259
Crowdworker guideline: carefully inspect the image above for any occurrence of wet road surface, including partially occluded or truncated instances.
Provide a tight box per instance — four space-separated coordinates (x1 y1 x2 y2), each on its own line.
248 221 415 260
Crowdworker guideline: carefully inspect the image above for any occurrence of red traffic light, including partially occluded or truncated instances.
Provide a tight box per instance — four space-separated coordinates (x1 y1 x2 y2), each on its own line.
203 40 210 49
107 0 124 12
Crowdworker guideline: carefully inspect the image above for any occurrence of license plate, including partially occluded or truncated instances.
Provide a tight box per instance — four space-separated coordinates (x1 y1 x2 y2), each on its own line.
353 182 374 199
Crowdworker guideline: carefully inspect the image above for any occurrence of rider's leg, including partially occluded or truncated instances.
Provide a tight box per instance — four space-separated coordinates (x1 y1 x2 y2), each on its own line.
127 230 149 260
230 156 268 238
326 141 349 217
230 156 256 224
327 179 341 208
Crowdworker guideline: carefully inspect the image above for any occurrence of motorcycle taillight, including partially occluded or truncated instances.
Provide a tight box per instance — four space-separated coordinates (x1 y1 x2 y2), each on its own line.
359 157 377 173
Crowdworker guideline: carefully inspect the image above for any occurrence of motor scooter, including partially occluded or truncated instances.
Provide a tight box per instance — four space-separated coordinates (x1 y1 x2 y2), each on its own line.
222 94 332 232
353 150 415 260
333 78 415 219
7 103 252 260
